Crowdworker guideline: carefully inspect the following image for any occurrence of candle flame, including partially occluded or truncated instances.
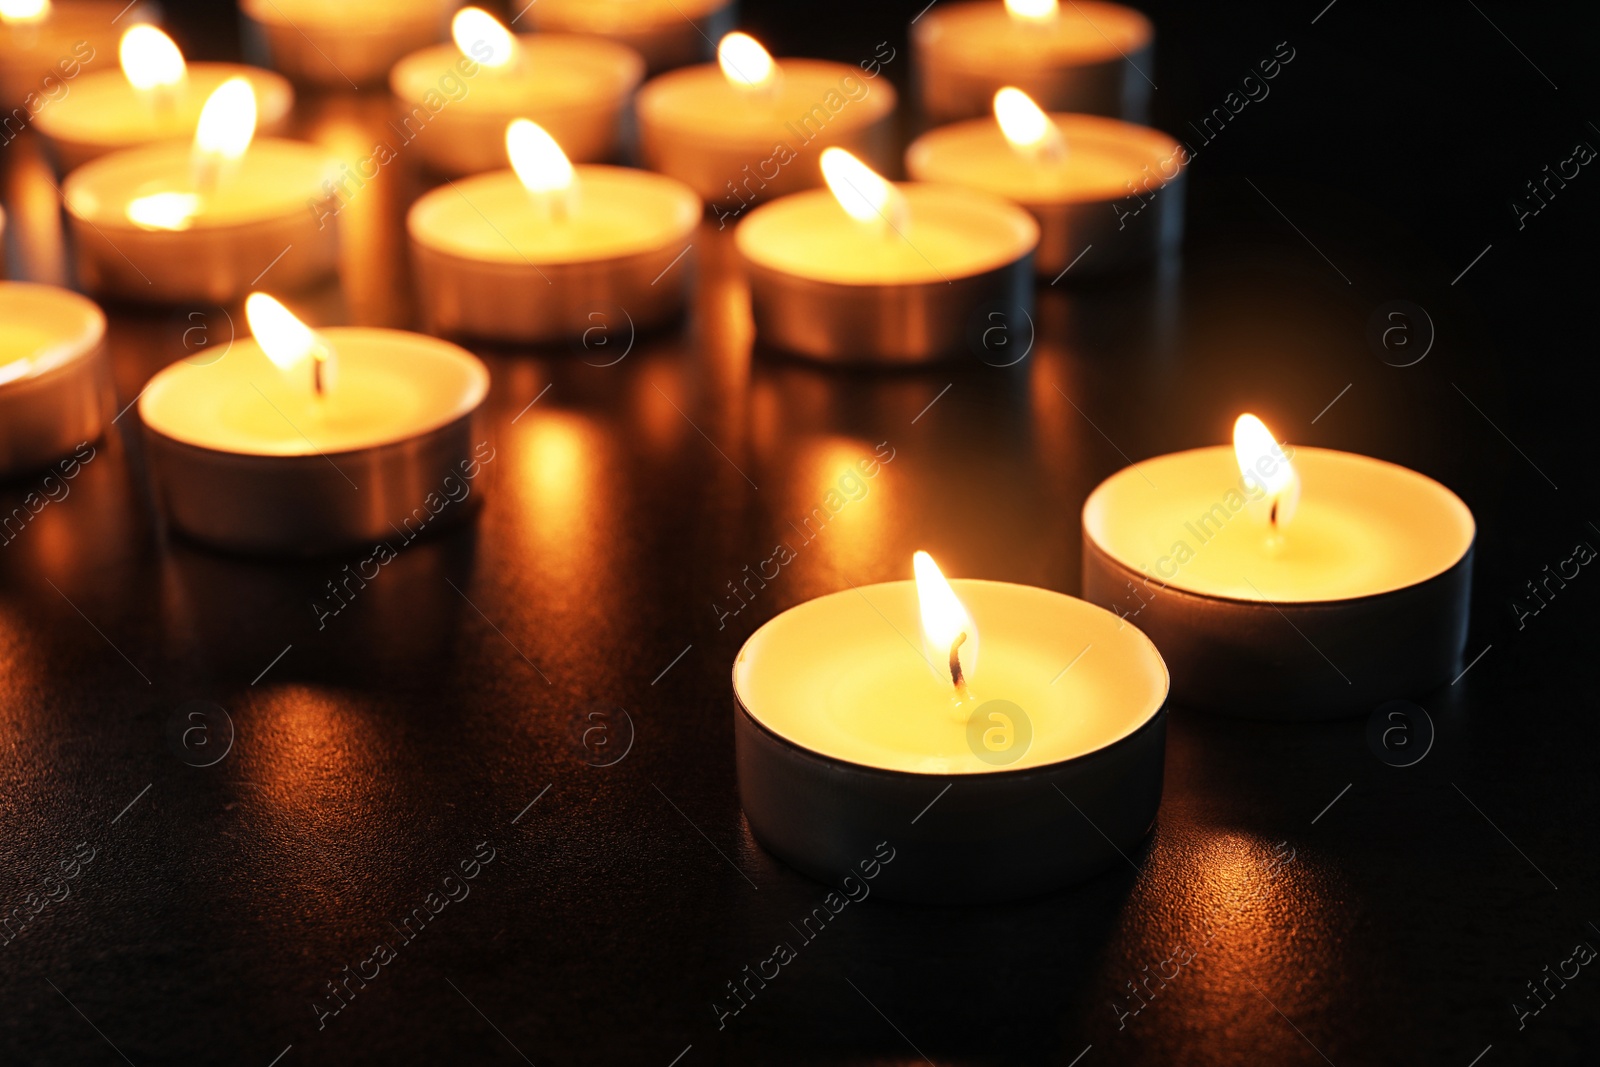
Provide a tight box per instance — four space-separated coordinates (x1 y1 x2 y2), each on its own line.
126 191 200 231
820 147 903 229
1005 0 1059 22
193 77 257 162
453 7 516 69
994 87 1065 160
1233 413 1300 531
507 118 574 195
717 32 775 89
0 0 48 23
120 25 186 92
246 293 335 395
913 551 979 693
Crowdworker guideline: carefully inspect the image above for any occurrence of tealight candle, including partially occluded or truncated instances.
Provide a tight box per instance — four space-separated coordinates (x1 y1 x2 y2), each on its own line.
735 552 1168 903
63 78 341 303
1081 414 1475 720
241 0 460 88
34 25 294 171
736 148 1037 362
525 0 734 74
906 88 1182 277
389 7 643 177
637 32 896 209
0 282 107 478
409 119 699 343
138 293 490 554
0 0 143 107
913 0 1153 123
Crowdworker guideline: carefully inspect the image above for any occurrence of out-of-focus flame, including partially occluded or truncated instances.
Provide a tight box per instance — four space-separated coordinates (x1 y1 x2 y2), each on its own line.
994 86 1065 161
821 147 904 230
453 7 516 69
194 77 257 162
717 32 775 89
1005 0 1059 22
120 25 186 92
507 118 573 195
0 0 49 24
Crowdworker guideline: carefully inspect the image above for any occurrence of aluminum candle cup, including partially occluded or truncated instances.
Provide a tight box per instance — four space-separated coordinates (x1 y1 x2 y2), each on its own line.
906 110 1184 277
390 33 643 176
138 325 490 555
0 1 144 106
0 282 108 478
913 0 1153 123
63 138 340 303
524 0 735 74
734 578 1169 904
637 55 896 209
240 0 462 88
1081 439 1475 720
736 158 1038 362
35 63 293 170
409 165 700 344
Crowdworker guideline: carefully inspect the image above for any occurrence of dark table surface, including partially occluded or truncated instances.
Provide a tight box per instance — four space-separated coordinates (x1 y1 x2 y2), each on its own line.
3 1 1599 1064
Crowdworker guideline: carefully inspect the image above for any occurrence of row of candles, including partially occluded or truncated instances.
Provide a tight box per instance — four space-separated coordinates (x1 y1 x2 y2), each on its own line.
0 0 1478 903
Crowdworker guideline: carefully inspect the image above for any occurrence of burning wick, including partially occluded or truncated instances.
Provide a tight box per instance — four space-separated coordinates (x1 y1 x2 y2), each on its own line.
949 631 971 700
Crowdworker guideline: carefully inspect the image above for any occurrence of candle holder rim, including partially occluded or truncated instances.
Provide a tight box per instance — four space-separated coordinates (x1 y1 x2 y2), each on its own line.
137 329 489 459
0 282 107 380
1082 442 1477 604
736 184 1040 286
636 56 899 135
731 576 1170 773
913 0 1155 51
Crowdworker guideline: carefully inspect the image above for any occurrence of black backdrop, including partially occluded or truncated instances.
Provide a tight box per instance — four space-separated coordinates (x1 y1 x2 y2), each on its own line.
3 1 1600 1065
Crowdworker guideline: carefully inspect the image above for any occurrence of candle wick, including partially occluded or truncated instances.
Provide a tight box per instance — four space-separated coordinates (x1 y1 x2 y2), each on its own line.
949 632 971 700
313 350 327 397
1269 498 1278 530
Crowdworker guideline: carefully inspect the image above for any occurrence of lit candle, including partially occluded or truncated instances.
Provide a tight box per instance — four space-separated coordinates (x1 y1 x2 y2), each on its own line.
734 552 1168 902
389 7 643 177
912 0 1153 123
0 0 143 107
138 293 490 554
63 78 340 303
906 86 1183 277
240 0 460 88
0 281 107 478
523 0 734 74
637 31 896 210
736 148 1038 362
1081 414 1476 719
408 119 699 343
34 25 293 170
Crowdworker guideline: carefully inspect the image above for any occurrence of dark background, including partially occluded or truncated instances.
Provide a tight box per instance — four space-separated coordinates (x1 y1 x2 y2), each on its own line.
3 0 1599 1064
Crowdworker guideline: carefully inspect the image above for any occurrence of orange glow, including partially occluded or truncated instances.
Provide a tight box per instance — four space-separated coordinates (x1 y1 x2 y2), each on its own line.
0 0 49 23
